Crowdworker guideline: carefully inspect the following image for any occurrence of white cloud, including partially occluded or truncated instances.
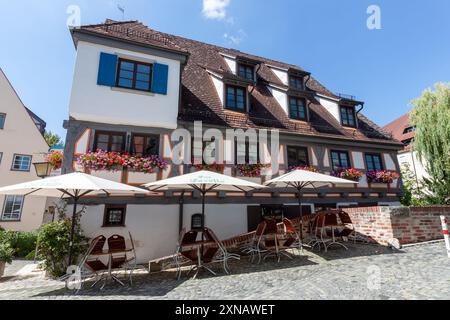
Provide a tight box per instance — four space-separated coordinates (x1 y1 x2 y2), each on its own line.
202 0 231 20
224 29 246 46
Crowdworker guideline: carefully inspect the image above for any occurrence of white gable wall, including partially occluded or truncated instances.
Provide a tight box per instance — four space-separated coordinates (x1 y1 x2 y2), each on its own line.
268 86 288 115
316 95 341 124
269 67 288 85
69 41 181 129
223 56 237 74
0 70 49 231
211 75 224 106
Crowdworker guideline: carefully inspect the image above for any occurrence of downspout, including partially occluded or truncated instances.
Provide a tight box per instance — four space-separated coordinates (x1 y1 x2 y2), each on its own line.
304 74 311 88
355 103 365 129
178 191 185 233
248 64 262 96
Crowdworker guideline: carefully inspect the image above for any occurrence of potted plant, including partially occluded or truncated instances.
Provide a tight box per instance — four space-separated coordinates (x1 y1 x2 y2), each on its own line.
288 166 319 173
78 150 167 174
332 168 363 182
192 162 225 173
366 170 400 184
46 150 63 169
0 242 14 278
236 163 268 178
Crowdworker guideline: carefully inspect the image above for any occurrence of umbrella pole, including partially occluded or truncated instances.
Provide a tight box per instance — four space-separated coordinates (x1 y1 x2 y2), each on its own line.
67 196 78 266
297 187 304 243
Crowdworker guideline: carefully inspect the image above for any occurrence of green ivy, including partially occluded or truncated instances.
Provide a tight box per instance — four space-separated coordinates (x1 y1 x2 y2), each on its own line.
36 220 88 278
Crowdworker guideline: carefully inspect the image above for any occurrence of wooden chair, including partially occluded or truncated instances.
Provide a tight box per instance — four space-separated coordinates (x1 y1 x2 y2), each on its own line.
78 235 109 290
204 227 240 274
337 210 357 243
318 213 349 252
243 222 267 264
281 218 301 253
260 219 282 262
107 234 136 285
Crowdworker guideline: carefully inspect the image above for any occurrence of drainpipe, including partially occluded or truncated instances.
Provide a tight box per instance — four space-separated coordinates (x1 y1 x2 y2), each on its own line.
249 64 262 96
178 191 185 233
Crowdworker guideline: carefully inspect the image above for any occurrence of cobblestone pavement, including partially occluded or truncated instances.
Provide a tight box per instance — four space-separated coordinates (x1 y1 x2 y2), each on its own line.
1 241 450 300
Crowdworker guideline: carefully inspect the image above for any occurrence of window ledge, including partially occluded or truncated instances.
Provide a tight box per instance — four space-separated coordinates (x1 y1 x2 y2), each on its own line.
111 87 154 97
290 118 308 124
0 219 21 222
224 109 247 116
102 225 126 228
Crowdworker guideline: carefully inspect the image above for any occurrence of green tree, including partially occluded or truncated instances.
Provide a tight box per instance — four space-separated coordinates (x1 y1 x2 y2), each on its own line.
410 83 450 204
44 131 64 147
400 164 426 206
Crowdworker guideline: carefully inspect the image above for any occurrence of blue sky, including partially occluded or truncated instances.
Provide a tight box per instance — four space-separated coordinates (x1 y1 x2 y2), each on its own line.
1 0 449 139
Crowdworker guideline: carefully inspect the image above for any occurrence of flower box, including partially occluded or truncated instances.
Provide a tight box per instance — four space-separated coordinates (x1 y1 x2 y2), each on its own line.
288 166 319 173
47 150 63 169
78 150 167 174
235 163 268 178
366 170 400 184
192 163 225 173
331 168 363 182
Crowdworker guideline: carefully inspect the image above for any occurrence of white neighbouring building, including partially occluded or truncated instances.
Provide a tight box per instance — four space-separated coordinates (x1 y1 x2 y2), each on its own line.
0 68 51 231
383 113 429 183
63 20 404 263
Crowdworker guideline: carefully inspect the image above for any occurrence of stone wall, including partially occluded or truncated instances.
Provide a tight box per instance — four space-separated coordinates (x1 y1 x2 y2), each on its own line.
344 206 450 246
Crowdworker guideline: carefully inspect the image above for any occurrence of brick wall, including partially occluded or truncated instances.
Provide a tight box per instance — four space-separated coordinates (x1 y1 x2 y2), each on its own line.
344 206 450 246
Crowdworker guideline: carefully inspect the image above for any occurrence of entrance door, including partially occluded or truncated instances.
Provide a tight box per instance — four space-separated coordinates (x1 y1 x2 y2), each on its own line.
247 206 262 232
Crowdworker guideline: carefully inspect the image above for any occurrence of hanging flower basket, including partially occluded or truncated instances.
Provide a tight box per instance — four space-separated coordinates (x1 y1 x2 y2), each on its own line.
192 162 225 173
46 150 63 169
78 150 167 174
366 170 400 184
288 166 319 173
331 168 363 182
236 163 268 177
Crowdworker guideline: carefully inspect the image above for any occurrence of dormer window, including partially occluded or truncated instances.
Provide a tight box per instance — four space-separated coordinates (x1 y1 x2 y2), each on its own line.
237 63 254 81
225 85 247 112
403 126 416 134
289 97 307 121
339 105 357 128
116 58 153 92
289 75 304 90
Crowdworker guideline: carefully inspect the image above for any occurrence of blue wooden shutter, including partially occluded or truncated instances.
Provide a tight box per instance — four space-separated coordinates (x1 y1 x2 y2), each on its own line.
151 63 169 95
97 52 118 86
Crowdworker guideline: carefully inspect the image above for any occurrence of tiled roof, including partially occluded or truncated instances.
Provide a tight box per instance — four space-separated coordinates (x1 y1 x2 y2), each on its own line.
74 20 402 147
382 113 413 151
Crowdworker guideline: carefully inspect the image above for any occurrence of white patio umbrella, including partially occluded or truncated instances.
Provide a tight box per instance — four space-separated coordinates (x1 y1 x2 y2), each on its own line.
0 172 148 264
264 169 357 241
143 170 265 228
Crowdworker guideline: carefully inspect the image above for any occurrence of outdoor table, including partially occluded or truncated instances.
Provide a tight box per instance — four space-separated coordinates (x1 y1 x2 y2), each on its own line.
89 248 134 286
180 240 217 279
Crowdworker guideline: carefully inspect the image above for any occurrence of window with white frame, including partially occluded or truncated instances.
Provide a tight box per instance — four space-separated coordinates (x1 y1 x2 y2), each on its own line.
0 113 5 129
1 195 25 221
11 154 32 171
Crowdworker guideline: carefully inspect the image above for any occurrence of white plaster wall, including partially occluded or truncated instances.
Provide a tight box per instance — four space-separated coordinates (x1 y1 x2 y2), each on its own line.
352 152 365 169
268 87 288 115
78 202 250 263
269 67 288 85
383 154 396 171
316 96 341 123
211 76 224 106
69 41 181 129
79 204 180 264
223 56 236 74
0 70 50 231
398 151 429 181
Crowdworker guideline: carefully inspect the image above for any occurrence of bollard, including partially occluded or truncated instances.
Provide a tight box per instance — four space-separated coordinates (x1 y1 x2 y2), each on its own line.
440 216 450 258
